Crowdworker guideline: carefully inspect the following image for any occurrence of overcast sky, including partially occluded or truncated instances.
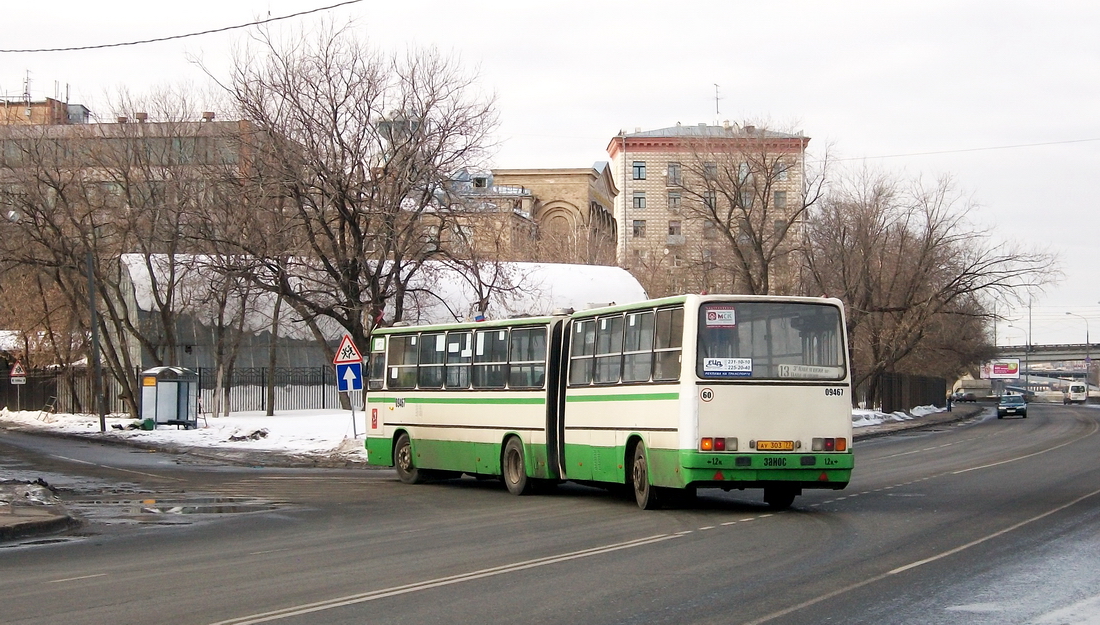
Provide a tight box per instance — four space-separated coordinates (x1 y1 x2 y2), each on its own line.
3 0 1097 345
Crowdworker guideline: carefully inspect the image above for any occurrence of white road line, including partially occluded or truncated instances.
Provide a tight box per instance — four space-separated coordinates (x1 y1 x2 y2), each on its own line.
50 455 183 481
49 573 107 583
953 420 1099 474
208 534 680 625
742 485 1100 625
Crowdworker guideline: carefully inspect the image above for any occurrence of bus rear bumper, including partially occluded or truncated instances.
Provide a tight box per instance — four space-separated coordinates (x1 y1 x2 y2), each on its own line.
675 450 853 490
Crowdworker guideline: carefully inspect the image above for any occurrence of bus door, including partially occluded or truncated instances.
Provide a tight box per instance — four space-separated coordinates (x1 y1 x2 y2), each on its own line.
544 318 567 479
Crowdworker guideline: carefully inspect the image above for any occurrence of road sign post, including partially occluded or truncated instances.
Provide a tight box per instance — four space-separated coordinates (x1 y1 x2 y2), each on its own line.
10 361 27 411
333 335 364 437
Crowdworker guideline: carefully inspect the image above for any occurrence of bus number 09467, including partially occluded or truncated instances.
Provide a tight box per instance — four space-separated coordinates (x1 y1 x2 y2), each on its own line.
825 388 844 397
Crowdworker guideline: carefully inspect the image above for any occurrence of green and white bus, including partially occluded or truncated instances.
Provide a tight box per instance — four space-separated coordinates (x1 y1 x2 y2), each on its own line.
365 294 853 509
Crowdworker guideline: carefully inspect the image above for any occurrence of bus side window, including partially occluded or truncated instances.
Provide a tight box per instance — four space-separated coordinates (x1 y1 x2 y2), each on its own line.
473 329 508 389
622 311 655 382
388 335 418 389
418 333 445 389
569 320 596 385
594 314 625 384
508 327 547 389
368 347 386 390
445 331 472 389
654 307 683 381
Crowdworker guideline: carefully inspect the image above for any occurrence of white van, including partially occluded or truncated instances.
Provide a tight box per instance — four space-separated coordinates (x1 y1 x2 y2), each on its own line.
1064 383 1087 405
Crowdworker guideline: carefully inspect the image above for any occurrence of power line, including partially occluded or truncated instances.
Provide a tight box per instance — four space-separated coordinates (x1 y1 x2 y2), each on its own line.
0 0 364 54
835 136 1100 162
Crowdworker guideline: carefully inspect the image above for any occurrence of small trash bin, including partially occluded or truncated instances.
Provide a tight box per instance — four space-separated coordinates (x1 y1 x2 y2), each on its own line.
139 367 199 429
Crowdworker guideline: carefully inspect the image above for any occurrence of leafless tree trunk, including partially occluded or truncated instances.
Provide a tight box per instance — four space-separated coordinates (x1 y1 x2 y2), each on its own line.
804 168 1058 407
671 125 828 295
205 23 498 356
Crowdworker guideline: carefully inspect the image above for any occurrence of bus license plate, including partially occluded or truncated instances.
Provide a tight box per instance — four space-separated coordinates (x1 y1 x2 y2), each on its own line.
757 440 794 451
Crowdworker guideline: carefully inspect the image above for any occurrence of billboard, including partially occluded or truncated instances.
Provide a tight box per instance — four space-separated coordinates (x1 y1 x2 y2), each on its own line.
981 359 1021 379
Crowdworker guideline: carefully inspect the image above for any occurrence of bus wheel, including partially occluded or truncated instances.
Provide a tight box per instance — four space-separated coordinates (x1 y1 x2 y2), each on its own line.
394 433 423 484
763 486 797 510
631 442 661 510
503 437 533 496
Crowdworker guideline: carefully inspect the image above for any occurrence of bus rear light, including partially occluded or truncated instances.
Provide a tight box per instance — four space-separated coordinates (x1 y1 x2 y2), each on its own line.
700 437 737 452
813 437 845 452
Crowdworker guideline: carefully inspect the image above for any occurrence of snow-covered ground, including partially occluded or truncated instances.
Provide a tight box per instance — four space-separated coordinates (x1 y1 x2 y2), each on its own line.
0 404 948 462
0 408 368 462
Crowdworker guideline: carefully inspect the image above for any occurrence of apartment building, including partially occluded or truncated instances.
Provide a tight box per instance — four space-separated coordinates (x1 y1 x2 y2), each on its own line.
607 122 810 296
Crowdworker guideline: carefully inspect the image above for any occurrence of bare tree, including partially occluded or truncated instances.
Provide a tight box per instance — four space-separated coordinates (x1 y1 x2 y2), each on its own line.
673 125 828 295
211 24 498 354
804 168 1058 406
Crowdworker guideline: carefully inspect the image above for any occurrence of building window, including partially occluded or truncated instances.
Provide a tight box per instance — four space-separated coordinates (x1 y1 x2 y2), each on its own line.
738 162 752 183
773 191 788 210
632 161 646 180
632 191 646 209
704 190 717 210
703 220 718 240
668 220 682 236
739 191 753 209
666 162 682 185
668 191 681 212
704 162 717 180
773 160 789 181
632 220 647 238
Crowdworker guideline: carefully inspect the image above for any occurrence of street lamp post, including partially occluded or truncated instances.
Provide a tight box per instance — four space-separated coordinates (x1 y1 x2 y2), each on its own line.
1066 312 1091 389
1008 323 1030 395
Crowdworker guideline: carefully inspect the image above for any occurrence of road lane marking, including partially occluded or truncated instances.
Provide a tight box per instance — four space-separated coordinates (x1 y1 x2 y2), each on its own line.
208 533 681 625
50 454 183 482
953 419 1098 474
49 573 107 583
742 484 1100 625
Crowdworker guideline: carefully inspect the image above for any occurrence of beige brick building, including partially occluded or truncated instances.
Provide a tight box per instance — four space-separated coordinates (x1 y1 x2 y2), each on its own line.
607 122 810 296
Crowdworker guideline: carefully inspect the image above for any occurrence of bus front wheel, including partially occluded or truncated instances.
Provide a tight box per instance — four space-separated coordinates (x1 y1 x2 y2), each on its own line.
394 433 424 484
503 437 533 496
631 442 661 510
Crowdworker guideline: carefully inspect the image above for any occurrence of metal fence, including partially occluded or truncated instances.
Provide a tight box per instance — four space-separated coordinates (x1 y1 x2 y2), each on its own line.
1 367 345 416
876 373 948 414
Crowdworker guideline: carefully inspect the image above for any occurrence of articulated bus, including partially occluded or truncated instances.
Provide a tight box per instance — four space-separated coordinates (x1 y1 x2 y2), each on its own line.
364 294 853 509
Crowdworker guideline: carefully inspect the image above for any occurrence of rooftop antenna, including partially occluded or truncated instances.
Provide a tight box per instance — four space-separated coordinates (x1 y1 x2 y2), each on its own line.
714 83 721 119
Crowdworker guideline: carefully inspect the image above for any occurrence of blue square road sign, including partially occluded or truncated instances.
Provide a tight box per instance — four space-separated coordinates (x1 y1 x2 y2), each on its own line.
336 362 363 392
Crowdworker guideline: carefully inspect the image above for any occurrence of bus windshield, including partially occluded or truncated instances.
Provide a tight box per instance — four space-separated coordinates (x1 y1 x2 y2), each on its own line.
697 301 845 381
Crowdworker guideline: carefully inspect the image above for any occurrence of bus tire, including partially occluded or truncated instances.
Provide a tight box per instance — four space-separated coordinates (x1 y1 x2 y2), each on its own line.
503 437 533 496
763 485 797 510
394 433 424 484
631 442 661 510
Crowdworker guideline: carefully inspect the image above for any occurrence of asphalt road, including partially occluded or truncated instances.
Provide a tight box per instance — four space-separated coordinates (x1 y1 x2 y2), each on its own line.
2 403 1099 625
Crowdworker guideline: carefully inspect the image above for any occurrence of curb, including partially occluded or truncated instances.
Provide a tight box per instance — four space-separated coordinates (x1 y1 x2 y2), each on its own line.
853 405 986 441
0 513 80 543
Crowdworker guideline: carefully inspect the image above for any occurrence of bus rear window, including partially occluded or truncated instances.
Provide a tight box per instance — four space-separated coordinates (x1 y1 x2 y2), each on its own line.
697 302 844 381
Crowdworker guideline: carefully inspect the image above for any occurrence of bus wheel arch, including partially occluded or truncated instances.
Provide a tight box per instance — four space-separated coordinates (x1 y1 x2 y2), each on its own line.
501 435 533 496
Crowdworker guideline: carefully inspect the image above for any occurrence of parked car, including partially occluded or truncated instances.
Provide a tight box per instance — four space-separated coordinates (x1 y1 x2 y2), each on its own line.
954 392 977 402
998 394 1027 419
